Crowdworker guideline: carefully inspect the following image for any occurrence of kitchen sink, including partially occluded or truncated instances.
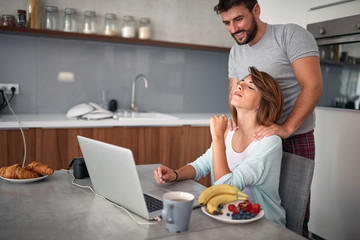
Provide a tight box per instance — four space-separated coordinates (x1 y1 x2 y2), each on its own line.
116 111 178 120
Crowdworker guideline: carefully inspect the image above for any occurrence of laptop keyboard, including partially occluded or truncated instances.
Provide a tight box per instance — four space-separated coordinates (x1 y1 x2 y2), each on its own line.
144 194 163 212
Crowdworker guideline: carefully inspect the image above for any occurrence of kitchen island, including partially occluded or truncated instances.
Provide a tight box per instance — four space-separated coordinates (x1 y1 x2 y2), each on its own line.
0 164 305 240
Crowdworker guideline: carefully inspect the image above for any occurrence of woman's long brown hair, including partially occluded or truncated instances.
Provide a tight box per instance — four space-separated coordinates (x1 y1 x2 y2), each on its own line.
230 66 284 126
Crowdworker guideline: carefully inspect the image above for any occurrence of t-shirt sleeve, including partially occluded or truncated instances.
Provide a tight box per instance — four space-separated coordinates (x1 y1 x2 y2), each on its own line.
282 23 319 63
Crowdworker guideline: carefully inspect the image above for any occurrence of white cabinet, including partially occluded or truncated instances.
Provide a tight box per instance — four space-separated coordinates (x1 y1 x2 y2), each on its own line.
308 0 351 10
311 107 360 240
307 0 360 24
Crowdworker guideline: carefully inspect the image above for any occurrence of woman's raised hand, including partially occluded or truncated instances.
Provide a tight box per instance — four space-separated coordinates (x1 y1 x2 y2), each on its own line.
210 114 228 140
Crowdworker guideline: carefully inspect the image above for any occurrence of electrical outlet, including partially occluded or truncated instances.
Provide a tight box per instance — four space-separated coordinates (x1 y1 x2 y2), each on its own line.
0 83 20 94
8 84 19 94
0 83 6 91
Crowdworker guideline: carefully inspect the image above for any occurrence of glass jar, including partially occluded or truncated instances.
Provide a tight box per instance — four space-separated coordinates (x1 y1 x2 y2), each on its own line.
103 13 117 36
0 15 16 27
17 10 27 27
138 17 151 39
28 0 40 29
121 15 135 38
45 5 59 30
83 11 96 34
63 8 77 32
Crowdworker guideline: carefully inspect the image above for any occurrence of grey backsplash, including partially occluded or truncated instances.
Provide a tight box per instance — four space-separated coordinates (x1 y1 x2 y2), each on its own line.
0 34 229 114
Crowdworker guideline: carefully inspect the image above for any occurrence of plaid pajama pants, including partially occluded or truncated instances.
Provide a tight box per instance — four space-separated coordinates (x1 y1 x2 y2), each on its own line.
282 130 315 238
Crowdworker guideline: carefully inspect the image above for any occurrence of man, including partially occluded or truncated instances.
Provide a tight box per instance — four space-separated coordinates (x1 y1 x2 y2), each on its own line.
213 0 322 236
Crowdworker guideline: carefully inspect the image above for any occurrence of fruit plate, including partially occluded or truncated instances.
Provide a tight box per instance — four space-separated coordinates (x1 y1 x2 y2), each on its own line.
201 200 264 224
0 174 48 183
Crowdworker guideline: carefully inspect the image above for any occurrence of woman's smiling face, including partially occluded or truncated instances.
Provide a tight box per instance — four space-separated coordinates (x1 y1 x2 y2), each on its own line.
230 75 262 111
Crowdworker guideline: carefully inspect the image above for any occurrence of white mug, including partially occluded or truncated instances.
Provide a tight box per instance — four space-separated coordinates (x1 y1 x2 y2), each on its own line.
162 191 195 233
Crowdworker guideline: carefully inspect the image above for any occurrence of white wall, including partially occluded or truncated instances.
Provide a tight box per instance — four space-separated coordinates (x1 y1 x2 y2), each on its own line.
258 0 310 28
0 0 234 47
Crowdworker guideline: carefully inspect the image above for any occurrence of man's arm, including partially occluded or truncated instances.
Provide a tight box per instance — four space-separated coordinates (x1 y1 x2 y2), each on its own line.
253 56 322 139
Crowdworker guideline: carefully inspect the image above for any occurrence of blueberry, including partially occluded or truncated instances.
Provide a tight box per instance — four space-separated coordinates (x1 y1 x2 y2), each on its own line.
219 204 223 209
226 213 230 216
251 214 255 218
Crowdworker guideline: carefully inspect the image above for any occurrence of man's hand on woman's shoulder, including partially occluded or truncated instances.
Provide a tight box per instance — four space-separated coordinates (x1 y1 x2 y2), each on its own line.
253 123 292 140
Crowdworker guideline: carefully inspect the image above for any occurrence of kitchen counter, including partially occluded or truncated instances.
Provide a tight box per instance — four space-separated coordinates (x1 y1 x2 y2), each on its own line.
0 165 305 240
0 113 227 129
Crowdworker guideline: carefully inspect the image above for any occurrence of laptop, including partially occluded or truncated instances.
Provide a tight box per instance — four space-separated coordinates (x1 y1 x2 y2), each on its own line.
77 135 164 220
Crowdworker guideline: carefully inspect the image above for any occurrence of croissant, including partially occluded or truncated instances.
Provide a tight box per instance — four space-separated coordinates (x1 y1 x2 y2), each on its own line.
1 164 19 179
0 166 7 176
1 164 39 179
25 161 54 175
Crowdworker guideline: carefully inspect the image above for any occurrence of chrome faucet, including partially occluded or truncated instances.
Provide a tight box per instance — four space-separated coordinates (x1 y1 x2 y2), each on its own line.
131 74 149 112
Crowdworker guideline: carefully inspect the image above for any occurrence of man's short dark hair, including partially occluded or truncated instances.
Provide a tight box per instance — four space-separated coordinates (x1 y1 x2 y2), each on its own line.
214 0 258 14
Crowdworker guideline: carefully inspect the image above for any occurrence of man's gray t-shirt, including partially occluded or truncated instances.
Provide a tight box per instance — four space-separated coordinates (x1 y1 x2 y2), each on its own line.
228 23 319 136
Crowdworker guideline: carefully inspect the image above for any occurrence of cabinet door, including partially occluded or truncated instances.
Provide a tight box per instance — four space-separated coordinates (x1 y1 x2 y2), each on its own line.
0 129 36 166
36 128 95 169
135 125 212 187
36 126 212 186
308 0 347 9
100 126 185 166
36 127 162 169
183 126 212 187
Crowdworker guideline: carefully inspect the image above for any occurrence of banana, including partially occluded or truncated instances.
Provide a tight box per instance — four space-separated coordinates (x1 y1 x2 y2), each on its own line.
198 184 248 206
206 193 247 215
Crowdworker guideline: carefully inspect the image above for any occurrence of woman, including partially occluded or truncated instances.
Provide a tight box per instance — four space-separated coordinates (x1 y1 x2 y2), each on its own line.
154 66 286 225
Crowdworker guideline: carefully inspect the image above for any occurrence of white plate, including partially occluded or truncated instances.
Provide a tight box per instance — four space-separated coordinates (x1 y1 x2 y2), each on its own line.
0 174 48 183
201 200 264 224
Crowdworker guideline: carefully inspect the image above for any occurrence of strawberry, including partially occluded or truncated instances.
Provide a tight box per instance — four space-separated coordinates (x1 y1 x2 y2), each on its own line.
252 203 260 211
249 208 259 215
238 202 246 209
242 200 252 212
249 203 260 214
228 204 236 211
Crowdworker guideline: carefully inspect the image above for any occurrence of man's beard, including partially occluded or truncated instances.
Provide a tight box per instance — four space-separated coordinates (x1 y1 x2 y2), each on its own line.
231 16 258 45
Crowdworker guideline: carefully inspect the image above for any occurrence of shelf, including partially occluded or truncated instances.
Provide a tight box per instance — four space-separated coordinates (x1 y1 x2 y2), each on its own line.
0 26 230 53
